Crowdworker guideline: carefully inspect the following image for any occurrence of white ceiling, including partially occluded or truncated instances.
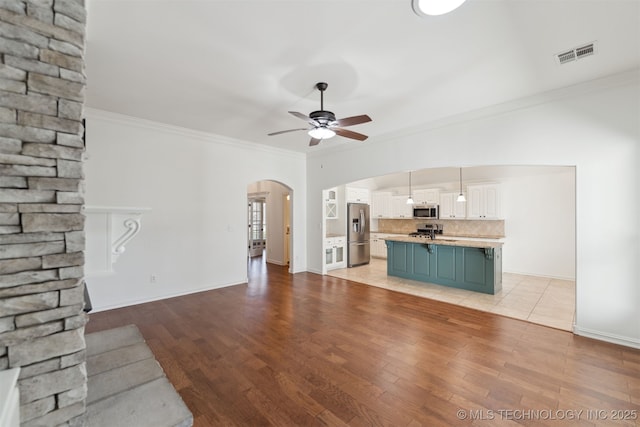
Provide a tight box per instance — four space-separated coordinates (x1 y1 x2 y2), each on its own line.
85 0 640 154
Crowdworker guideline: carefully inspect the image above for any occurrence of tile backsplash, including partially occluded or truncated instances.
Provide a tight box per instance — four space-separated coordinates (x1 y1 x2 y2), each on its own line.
376 219 505 238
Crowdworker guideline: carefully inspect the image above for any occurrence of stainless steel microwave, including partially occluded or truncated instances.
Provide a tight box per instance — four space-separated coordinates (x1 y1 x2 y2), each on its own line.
413 205 439 219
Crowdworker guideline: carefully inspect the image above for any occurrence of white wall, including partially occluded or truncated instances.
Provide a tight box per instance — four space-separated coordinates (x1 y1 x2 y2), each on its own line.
501 169 575 279
307 71 640 348
84 109 306 311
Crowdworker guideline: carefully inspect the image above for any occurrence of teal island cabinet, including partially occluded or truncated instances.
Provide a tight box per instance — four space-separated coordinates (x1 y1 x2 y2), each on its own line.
384 237 503 294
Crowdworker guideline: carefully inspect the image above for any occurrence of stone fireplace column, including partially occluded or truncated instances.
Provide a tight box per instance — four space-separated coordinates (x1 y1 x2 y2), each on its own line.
0 1 88 425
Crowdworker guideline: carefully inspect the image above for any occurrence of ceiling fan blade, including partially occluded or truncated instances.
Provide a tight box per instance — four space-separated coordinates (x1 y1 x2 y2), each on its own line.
268 128 309 136
309 137 322 146
335 114 372 127
334 127 368 141
289 111 320 127
289 111 311 121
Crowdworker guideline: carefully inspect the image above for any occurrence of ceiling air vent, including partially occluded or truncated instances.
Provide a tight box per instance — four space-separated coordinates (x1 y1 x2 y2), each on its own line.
557 50 576 65
555 42 597 65
575 43 595 58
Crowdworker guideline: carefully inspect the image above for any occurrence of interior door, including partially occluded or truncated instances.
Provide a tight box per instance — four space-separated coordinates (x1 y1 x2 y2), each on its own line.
248 198 266 257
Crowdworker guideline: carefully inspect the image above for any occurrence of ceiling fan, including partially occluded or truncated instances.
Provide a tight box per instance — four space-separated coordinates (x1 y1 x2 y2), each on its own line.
268 82 372 146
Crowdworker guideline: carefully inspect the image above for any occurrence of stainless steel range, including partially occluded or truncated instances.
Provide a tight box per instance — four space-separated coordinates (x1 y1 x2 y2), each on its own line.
409 224 443 239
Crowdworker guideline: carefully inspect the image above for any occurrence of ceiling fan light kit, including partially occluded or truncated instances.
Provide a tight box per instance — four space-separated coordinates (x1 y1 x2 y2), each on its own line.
412 0 467 16
308 127 335 139
268 82 372 146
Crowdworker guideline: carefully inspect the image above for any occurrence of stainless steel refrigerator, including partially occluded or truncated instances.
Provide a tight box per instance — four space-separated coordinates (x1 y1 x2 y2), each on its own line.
347 203 370 267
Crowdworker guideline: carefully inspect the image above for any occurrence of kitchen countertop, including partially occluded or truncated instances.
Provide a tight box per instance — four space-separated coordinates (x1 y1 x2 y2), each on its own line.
382 235 503 249
373 231 504 239
441 234 505 239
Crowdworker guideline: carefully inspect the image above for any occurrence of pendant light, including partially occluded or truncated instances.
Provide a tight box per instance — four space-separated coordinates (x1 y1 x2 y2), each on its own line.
406 171 415 205
457 167 466 202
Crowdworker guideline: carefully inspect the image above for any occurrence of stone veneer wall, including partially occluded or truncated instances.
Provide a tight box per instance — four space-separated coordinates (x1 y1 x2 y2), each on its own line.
0 1 87 426
378 218 505 238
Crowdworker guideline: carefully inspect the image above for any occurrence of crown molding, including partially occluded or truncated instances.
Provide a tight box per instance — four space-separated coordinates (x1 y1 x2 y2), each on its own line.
84 107 306 161
308 68 640 159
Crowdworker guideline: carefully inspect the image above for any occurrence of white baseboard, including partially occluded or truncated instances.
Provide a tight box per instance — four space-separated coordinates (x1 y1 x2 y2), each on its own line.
573 325 640 349
266 258 287 266
90 280 247 313
502 269 575 281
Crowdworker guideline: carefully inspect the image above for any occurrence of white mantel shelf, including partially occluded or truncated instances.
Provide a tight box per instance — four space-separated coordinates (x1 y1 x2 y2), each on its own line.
84 206 152 214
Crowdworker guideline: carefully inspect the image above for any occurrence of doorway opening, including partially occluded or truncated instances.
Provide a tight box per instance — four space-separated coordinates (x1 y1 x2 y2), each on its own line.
247 180 293 277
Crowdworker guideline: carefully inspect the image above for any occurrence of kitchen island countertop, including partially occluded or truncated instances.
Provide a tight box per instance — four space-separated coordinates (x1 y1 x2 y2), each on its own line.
382 235 503 249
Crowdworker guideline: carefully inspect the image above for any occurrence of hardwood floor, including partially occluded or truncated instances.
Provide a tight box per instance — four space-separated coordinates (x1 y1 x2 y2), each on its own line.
85 257 640 426
328 259 575 331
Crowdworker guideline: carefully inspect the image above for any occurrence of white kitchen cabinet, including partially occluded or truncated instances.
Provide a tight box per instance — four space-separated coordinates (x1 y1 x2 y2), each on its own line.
323 187 338 219
391 195 413 218
466 184 501 219
325 236 346 270
371 191 392 218
439 192 466 218
346 187 370 204
370 233 387 258
371 234 406 258
413 188 440 205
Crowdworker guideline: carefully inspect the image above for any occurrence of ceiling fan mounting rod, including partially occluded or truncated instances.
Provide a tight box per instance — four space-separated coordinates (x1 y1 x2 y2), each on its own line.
316 82 328 111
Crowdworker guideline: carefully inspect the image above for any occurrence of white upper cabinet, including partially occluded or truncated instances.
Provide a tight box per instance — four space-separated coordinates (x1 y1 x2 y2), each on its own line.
323 187 338 219
439 192 466 219
346 187 370 204
371 191 393 218
466 184 501 219
412 188 440 205
391 195 413 218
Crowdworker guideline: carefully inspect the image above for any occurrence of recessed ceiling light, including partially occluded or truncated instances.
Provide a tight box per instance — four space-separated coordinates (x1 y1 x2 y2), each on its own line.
412 0 467 16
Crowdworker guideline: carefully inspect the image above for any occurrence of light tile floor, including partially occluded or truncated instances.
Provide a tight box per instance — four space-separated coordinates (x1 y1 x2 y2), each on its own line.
328 258 576 331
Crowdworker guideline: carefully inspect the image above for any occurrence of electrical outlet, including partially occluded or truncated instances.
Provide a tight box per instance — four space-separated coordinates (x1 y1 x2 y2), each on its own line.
150 275 157 283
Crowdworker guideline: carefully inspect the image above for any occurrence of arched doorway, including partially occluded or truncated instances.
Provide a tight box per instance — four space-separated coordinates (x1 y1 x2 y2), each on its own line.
247 180 293 276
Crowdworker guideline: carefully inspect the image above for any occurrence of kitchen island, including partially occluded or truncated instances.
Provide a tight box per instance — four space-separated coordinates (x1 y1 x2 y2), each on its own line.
384 236 503 294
